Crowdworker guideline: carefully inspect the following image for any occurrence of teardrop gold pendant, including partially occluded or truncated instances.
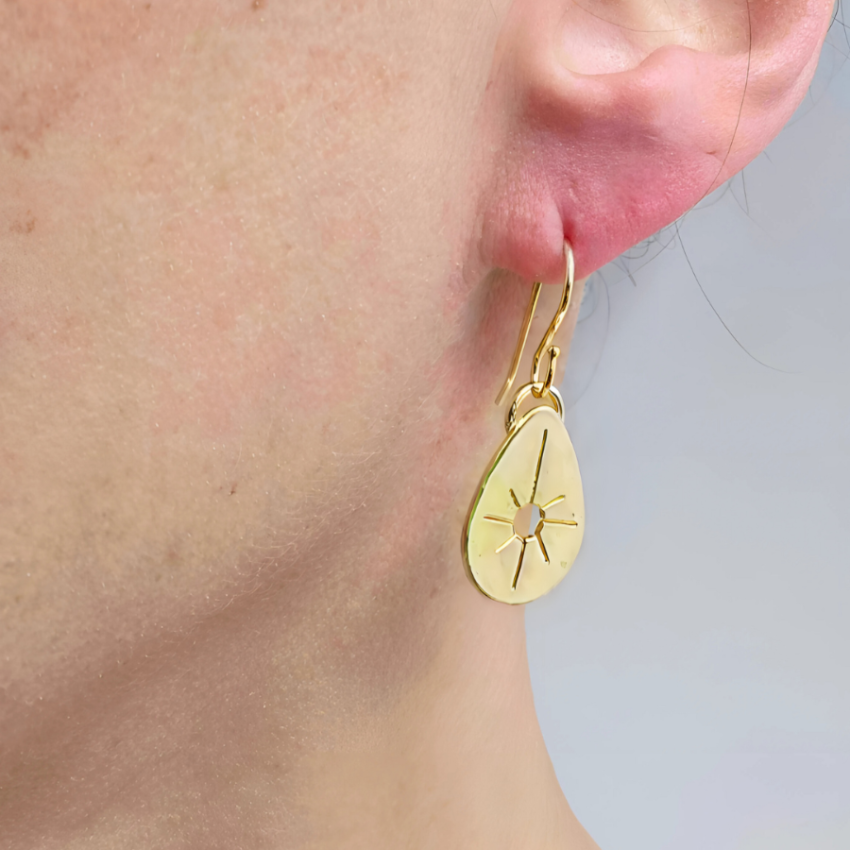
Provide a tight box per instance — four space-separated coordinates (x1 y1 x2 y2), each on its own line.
462 242 584 604
463 402 584 604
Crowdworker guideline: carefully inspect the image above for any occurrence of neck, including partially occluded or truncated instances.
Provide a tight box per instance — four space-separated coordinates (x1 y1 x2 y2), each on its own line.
2 546 595 849
293 588 593 849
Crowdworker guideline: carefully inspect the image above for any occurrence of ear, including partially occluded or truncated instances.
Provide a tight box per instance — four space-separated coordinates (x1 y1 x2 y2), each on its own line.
477 0 834 282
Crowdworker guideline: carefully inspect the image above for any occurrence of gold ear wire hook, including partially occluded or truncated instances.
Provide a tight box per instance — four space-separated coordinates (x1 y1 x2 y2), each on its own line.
495 242 575 406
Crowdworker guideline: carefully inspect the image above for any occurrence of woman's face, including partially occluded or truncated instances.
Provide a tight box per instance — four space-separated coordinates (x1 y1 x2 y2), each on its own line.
0 0 834 718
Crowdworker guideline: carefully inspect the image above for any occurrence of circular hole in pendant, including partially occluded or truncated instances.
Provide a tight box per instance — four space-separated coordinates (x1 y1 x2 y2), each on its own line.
513 502 544 538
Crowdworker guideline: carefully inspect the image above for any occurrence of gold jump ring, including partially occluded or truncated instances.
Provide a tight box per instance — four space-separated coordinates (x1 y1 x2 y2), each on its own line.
506 382 564 432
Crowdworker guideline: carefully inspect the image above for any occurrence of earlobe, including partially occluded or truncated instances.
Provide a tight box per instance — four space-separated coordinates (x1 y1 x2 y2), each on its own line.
477 0 834 283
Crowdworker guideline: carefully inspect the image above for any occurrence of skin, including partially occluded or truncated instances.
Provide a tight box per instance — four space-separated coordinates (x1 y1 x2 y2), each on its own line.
0 1 834 848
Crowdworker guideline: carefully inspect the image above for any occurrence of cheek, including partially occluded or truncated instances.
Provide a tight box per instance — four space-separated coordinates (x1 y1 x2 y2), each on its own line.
141 209 293 438
138 205 375 440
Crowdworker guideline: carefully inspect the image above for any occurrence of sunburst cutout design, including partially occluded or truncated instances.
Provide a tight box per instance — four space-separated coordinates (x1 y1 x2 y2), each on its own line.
463 406 585 604
480 429 578 592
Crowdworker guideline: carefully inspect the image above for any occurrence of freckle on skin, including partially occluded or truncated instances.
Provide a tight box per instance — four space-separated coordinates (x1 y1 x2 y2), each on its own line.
9 215 36 235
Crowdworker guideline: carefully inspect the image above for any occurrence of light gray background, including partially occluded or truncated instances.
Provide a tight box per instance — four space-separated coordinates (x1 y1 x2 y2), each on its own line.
528 22 850 849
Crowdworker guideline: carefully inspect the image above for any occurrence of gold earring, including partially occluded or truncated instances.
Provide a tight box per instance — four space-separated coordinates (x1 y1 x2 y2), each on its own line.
462 243 585 605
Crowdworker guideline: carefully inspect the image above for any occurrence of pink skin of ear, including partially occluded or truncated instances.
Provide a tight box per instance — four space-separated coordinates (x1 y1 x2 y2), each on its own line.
479 4 830 284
